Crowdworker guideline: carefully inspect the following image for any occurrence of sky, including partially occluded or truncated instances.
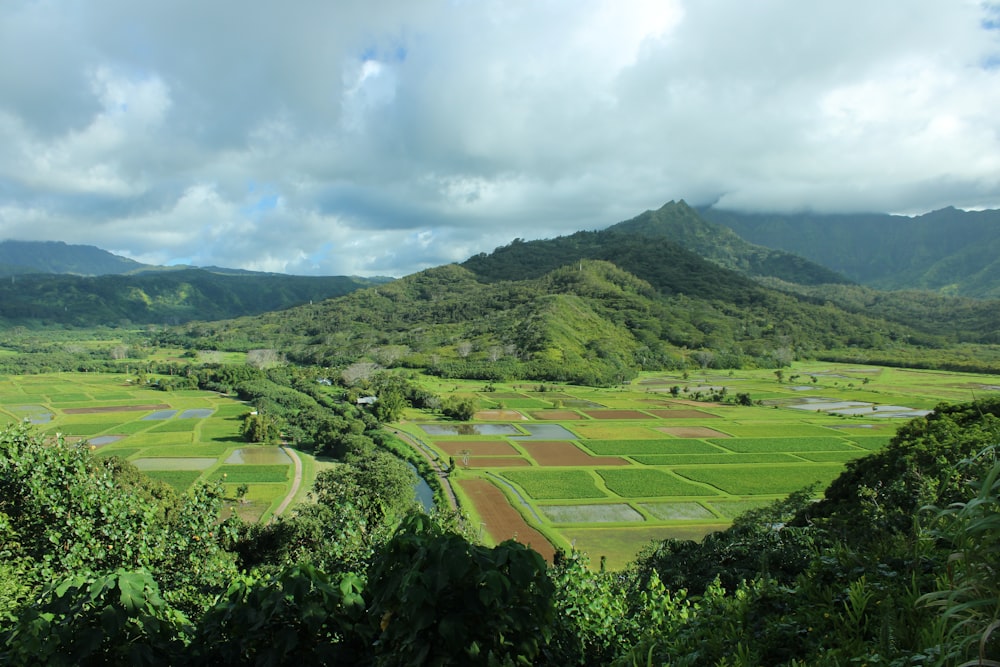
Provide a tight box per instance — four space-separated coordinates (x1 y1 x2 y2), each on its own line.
1 1 999 277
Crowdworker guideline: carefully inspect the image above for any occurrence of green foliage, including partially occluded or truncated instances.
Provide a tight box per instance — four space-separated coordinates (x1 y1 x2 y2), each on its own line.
802 397 1000 545
441 395 477 421
1 569 190 666
365 514 555 665
920 447 1000 665
239 411 283 444
192 564 366 664
312 451 418 528
0 424 237 618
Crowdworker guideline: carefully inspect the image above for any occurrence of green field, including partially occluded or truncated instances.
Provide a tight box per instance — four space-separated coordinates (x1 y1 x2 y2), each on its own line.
407 362 1000 568
0 372 296 523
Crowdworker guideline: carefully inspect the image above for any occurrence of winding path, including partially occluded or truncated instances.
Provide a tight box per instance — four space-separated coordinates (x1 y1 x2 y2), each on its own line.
270 444 303 522
389 427 458 511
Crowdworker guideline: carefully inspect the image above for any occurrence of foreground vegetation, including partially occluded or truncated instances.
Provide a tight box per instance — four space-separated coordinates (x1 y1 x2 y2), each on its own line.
2 392 1000 664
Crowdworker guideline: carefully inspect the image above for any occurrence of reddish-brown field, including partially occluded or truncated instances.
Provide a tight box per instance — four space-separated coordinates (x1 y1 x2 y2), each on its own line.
436 440 520 456
462 457 530 467
583 409 651 420
656 426 730 438
529 410 582 420
457 479 556 561
62 404 171 414
520 441 628 467
645 409 719 419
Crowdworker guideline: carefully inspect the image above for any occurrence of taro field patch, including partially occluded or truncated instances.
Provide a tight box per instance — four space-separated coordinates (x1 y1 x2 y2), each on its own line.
406 363 1000 569
0 371 295 523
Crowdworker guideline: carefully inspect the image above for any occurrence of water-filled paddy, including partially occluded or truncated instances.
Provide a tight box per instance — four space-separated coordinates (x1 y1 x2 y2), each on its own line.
179 408 214 419
419 423 520 436
510 423 578 440
88 435 125 446
142 410 178 421
225 447 291 465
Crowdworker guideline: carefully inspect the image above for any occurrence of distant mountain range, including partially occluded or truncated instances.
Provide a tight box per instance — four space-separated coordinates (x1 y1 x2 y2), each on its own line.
0 240 390 327
698 205 1000 298
4 201 999 335
160 201 1000 384
0 240 150 276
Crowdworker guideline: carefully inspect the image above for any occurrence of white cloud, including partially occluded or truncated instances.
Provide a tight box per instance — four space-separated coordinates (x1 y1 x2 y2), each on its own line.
0 0 998 275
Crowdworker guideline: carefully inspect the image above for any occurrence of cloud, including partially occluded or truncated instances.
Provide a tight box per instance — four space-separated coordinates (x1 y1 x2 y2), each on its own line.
0 0 998 276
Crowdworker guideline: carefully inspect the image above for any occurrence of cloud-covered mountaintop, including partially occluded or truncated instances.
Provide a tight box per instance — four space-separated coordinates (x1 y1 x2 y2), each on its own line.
1 1 998 276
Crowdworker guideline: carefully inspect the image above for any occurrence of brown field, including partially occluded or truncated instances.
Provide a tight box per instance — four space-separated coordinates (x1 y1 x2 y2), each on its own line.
583 410 651 420
457 478 556 561
62 404 171 414
529 410 582 420
520 441 629 467
656 426 730 438
645 409 719 419
462 457 531 468
436 440 520 456
474 409 528 421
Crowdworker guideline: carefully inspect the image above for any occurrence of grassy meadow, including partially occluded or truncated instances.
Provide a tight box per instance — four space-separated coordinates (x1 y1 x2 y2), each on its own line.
400 362 1000 568
0 371 294 522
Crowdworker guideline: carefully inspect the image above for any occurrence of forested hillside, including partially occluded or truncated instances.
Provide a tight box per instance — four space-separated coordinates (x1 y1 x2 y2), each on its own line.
699 205 1000 297
0 240 151 276
604 201 851 286
0 268 387 327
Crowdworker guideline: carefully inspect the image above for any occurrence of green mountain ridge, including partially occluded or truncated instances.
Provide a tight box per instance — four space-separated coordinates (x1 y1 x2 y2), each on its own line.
0 240 150 276
698 205 1000 297
0 268 388 328
164 238 956 384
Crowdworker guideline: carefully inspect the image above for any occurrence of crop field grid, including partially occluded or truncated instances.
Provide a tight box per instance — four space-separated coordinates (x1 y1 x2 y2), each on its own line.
0 372 292 507
423 363 1000 569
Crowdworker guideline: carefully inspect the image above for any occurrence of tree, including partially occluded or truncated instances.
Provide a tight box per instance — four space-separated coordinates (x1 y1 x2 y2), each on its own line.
239 411 282 444
441 396 476 421
372 388 406 423
312 451 418 528
364 514 554 665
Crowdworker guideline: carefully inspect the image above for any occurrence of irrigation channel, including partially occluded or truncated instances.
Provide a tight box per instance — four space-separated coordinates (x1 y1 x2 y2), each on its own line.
389 428 458 511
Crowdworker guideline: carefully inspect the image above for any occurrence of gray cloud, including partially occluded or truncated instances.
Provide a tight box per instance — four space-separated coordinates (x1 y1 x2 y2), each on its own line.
1 0 998 276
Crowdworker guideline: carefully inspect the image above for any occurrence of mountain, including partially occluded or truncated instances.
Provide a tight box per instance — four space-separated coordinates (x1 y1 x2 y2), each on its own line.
606 201 851 286
165 224 980 383
461 201 849 293
0 268 389 327
0 240 152 276
697 206 1000 298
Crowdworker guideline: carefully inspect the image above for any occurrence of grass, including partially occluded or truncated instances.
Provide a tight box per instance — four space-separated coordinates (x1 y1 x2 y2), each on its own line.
673 464 846 495
501 470 605 499
585 439 724 455
94 447 141 459
210 465 291 484
142 470 204 492
149 420 199 433
848 435 896 450
721 423 843 437
597 469 714 497
632 453 799 465
709 437 857 453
